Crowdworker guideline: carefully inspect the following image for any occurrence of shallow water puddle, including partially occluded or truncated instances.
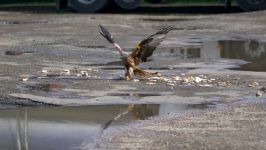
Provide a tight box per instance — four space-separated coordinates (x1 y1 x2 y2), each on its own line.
0 103 215 150
86 40 266 72
219 40 266 71
107 93 162 97
160 40 266 71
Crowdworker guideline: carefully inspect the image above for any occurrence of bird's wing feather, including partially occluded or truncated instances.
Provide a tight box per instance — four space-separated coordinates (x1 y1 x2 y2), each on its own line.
99 24 114 43
130 26 172 64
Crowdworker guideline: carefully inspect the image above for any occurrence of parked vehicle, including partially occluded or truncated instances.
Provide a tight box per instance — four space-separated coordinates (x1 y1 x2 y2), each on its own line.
56 0 266 13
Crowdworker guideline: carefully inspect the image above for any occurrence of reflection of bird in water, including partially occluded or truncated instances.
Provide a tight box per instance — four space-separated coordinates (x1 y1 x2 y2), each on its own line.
128 104 154 120
101 104 153 130
99 25 172 80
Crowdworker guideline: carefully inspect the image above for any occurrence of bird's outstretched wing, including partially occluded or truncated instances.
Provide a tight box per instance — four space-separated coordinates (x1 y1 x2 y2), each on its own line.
130 26 172 64
99 24 125 56
99 24 115 43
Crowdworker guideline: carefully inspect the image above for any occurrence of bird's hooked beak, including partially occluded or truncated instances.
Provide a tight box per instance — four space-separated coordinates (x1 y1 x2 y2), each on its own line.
99 24 125 56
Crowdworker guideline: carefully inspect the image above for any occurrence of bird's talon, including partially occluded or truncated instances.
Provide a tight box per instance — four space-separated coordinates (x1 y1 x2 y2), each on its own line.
125 76 131 81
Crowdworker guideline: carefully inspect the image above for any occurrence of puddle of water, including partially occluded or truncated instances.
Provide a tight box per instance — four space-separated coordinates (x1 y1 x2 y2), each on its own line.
67 40 266 73
219 40 266 71
89 40 266 72
18 82 90 100
25 83 65 92
0 103 215 150
107 93 161 97
160 40 266 71
79 40 266 72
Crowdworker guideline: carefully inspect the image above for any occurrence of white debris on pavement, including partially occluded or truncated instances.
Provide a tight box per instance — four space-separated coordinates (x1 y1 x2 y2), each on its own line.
60 69 71 76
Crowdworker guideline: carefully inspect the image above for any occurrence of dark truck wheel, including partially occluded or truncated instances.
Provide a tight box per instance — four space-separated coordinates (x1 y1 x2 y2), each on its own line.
69 0 109 13
236 0 266 11
113 0 141 10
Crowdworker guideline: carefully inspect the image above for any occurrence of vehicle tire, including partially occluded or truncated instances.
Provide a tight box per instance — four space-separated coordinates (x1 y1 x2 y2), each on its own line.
236 0 266 11
113 0 141 10
69 0 109 13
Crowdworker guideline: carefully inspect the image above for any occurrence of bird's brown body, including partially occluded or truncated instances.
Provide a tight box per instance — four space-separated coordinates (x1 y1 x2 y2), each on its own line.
124 52 158 80
99 25 172 80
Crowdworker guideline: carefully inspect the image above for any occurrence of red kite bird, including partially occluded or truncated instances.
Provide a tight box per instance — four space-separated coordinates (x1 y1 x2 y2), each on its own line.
99 25 172 80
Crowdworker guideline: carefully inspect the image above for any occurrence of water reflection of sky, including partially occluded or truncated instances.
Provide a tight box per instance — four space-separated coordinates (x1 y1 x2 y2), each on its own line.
0 103 214 150
161 40 266 71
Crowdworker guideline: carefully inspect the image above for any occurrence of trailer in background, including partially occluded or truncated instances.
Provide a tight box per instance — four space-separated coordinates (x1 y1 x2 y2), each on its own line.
56 0 266 13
